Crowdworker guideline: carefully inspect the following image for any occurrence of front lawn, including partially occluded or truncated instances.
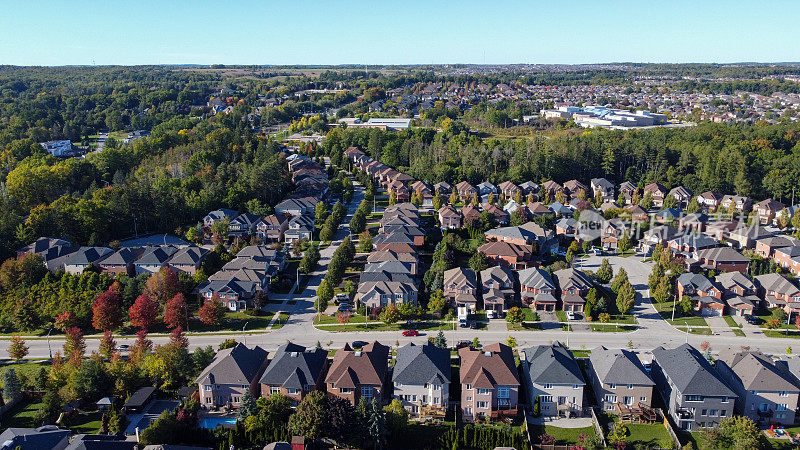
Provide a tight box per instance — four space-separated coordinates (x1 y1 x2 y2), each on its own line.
590 324 637 332
522 308 540 321
507 322 542 331
271 312 290 329
0 361 51 387
723 316 741 328
65 409 103 434
555 310 568 322
668 316 708 327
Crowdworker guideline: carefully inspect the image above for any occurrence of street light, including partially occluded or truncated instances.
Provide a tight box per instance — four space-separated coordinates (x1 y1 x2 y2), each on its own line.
46 328 53 359
242 321 250 346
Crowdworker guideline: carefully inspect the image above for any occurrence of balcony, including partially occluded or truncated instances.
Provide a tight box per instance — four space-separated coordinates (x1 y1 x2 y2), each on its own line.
676 408 695 420
420 404 447 418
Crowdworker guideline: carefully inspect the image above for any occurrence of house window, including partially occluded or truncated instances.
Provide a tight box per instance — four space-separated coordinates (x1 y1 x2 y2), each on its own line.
685 395 702 402
205 397 212 404
339 387 353 394
464 407 473 415
709 410 718 417
605 405 613 411
270 387 281 395
608 383 617 389
624 397 634 405
498 388 510 399
605 395 617 403
720 410 727 417
573 384 581 389
640 397 647 402
232 396 240 403
543 383 553 389
433 384 440 390
701 409 707 416
477 388 492 395
205 385 212 390
361 387 373 398
721 396 729 403
541 395 553 402
477 401 488 409
286 388 299 395
627 384 633 390
779 391 789 397
778 404 789 411
466 384 472 390
466 396 472 401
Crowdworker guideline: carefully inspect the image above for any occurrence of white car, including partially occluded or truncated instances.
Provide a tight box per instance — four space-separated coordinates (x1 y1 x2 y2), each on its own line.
566 312 577 320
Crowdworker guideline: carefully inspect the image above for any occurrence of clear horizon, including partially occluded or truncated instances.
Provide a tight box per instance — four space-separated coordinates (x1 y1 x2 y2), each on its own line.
1 0 798 66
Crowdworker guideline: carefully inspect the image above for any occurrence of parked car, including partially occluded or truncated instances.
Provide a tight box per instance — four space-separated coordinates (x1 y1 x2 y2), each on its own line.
118 344 130 351
334 293 349 304
337 302 351 312
456 340 472 349
352 340 368 348
566 312 579 320
486 310 496 319
402 329 419 337
744 314 761 325
469 321 478 329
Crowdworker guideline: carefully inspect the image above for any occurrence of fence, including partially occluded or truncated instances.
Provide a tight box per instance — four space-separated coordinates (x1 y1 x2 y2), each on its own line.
589 407 609 448
658 408 683 449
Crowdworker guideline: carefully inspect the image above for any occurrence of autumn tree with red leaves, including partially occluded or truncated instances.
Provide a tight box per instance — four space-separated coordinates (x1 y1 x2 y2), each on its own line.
92 289 124 331
63 327 86 360
198 294 226 326
169 326 188 349
144 267 181 305
164 293 188 329
129 294 159 330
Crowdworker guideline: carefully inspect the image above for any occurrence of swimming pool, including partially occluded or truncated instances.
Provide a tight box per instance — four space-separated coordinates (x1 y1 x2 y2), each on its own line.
200 417 237 429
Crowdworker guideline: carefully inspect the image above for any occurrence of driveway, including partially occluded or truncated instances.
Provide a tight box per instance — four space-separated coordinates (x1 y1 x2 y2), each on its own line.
706 315 735 336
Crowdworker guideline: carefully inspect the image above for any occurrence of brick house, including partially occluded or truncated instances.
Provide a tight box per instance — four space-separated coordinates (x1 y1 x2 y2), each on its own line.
197 343 269 409
459 343 520 422
325 342 389 407
259 342 328 407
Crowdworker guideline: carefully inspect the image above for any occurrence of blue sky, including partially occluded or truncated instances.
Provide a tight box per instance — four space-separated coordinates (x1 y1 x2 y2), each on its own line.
1 0 798 65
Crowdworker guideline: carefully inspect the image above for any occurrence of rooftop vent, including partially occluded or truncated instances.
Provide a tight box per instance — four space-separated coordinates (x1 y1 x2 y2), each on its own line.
484 351 492 357
355 351 362 357
291 352 299 357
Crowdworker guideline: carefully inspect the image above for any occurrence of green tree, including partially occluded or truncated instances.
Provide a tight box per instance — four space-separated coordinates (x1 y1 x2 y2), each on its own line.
608 422 629 445
289 391 326 440
617 233 631 253
611 268 629 294
238 390 257 419
702 416 767 450
616 281 636 315
506 306 524 324
596 259 613 283
427 289 447 315
316 279 333 313
468 252 488 272
3 368 22 403
433 330 447 349
70 359 112 401
7 335 28 361
380 304 401 324
358 231 373 252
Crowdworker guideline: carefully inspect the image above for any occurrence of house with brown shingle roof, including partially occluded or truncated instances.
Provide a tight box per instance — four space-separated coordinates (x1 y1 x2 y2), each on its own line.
478 241 533 269
482 203 509 225
443 267 478 311
497 181 520 199
563 180 588 199
755 198 785 225
459 343 520 423
325 342 390 406
438 204 462 230
643 183 667 207
455 181 477 202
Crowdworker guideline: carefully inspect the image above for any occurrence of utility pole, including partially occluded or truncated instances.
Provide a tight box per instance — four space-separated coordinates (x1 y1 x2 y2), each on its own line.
242 321 250 346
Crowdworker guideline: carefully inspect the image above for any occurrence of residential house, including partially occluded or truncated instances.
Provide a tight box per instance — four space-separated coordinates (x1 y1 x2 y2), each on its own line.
754 273 800 317
259 342 328 406
367 250 419 275
0 426 70 450
204 209 238 228
678 213 709 233
357 281 418 308
379 225 425 246
720 195 752 212
727 224 773 249
443 268 478 311
716 350 799 425
755 235 800 259
410 181 433 206
230 213 261 236
461 204 482 227
134 245 179 275
478 241 533 269
650 344 737 431
667 234 717 254
374 232 415 250
541 180 564 199
477 181 498 202
697 191 723 210
275 198 316 217
455 181 478 202
438 205 462 229
16 237 71 257
518 267 558 311
695 247 750 274
639 225 679 255
677 273 724 316
325 342 390 406
197 343 268 408
433 181 452 196
655 208 682 224
590 178 615 200
521 342 585 418
618 181 638 205
643 183 667 207
498 181 521 200
518 181 539 197
198 279 258 311
715 271 759 316
480 266 515 314
460 343 520 422
527 202 554 218
63 247 113 275
553 268 593 312
669 186 693 208
284 214 314 244
563 180 588 200
482 203 509 225
393 343 451 417
624 204 648 222
555 218 579 239
97 247 143 276
601 219 627 252
587 347 655 414
773 246 800 275
755 198 785 225
256 214 290 242
168 246 209 275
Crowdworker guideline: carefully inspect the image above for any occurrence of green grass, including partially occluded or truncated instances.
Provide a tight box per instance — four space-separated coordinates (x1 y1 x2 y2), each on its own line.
571 349 592 358
507 322 542 331
762 329 800 338
590 324 638 332
2 399 44 428
316 321 451 332
528 424 595 445
675 326 712 335
668 316 709 327
271 312 290 329
723 316 741 328
314 313 366 324
624 422 674 448
0 361 51 387
522 308 540 321
555 310 568 322
732 328 746 337
65 410 103 434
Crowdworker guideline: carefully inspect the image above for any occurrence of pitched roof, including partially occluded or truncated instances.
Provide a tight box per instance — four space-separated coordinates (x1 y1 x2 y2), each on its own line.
196 343 267 385
651 344 736 397
99 247 144 266
443 267 476 290
259 342 328 389
754 273 800 296
326 341 389 387
0 426 70 450
696 246 749 263
63 247 113 266
553 268 593 292
478 241 531 258
136 245 179 265
392 343 451 385
517 267 555 290
715 271 756 293
522 342 585 386
718 350 799 392
168 246 209 265
459 343 520 388
677 273 716 292
590 347 654 386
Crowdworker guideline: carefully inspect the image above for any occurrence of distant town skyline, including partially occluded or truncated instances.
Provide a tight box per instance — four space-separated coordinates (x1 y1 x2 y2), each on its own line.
1 0 798 66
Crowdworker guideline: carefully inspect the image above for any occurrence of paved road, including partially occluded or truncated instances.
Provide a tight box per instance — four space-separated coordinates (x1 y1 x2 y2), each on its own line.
3 213 798 359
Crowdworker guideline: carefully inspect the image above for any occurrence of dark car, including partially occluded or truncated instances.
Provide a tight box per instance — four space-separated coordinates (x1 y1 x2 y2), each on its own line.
352 340 369 349
456 340 472 349
745 315 761 325
469 321 478 329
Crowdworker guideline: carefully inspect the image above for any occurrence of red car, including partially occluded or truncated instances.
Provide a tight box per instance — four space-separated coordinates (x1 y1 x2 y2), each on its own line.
402 329 419 337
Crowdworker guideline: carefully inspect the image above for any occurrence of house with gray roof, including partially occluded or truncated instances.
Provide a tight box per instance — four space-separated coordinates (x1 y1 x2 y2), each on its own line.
167 246 209 275
63 246 113 275
587 347 655 414
97 247 144 276
518 267 557 311
134 245 179 275
357 280 418 308
203 208 238 228
716 350 800 425
0 426 70 450
259 342 328 406
16 237 71 257
198 279 258 311
392 343 451 417
480 265 515 314
650 344 737 431
364 260 414 277
521 342 585 417
590 177 615 200
197 343 268 409
229 212 261 236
